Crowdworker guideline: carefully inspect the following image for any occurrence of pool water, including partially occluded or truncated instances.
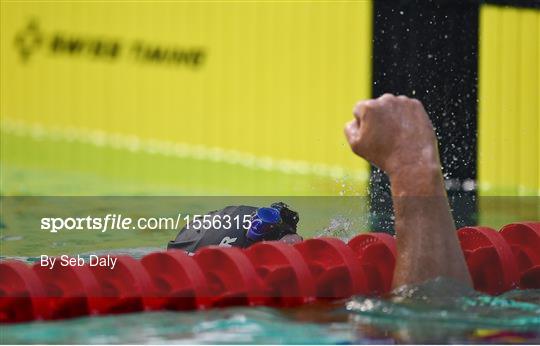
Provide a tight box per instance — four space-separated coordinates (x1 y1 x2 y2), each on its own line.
1 251 539 344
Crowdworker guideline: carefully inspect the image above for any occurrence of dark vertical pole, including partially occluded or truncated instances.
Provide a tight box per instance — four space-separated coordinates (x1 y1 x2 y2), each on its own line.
370 0 479 232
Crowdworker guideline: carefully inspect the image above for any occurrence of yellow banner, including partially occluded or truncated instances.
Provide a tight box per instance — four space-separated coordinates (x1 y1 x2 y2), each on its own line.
1 1 372 195
478 5 540 196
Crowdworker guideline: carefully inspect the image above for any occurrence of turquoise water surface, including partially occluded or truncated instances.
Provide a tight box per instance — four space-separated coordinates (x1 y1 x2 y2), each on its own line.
1 250 539 344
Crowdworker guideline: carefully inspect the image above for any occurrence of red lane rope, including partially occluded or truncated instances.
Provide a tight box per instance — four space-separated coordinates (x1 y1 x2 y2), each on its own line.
1 222 538 323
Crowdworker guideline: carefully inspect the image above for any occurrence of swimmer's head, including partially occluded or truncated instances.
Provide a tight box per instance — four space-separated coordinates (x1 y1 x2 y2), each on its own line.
167 202 302 253
246 202 300 242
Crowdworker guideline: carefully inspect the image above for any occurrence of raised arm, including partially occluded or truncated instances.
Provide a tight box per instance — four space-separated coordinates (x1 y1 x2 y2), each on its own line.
344 94 472 288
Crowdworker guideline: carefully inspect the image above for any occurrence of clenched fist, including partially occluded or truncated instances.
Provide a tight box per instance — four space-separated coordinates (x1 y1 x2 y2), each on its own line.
345 94 472 288
344 94 441 178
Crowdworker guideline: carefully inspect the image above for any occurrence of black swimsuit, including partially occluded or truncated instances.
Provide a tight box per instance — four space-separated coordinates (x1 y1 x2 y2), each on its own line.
167 205 257 254
167 203 299 254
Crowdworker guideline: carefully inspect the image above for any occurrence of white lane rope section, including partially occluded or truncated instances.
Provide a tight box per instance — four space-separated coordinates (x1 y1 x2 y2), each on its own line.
1 117 369 182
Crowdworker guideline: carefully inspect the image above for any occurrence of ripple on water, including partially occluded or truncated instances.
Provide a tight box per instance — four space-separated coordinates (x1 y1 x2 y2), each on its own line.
347 277 540 343
1 259 539 344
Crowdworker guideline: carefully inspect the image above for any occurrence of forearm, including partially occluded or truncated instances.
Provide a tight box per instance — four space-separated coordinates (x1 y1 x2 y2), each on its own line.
389 165 473 288
344 94 473 288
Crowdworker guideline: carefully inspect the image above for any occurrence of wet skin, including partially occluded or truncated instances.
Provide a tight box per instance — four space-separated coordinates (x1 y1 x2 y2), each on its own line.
344 94 473 288
278 233 303 244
